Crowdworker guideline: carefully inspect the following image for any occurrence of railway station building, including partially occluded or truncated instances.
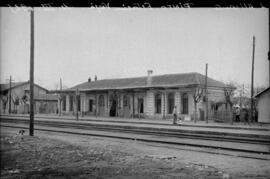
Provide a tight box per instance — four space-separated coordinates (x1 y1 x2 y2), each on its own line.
58 71 231 120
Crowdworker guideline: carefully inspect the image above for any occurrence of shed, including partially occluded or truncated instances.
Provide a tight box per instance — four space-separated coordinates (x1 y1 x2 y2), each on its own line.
255 87 270 123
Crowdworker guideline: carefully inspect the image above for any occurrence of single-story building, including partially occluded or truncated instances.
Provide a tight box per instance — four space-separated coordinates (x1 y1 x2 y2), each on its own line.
0 81 58 114
255 87 270 123
56 71 233 120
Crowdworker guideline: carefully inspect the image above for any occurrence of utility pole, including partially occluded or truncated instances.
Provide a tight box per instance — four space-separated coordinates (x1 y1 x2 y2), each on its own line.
250 36 255 124
205 63 208 123
76 88 79 121
59 78 62 116
29 9 35 136
268 51 270 86
8 76 13 114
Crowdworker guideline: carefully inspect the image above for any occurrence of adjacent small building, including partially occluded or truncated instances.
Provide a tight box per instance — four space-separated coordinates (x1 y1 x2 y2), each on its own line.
255 87 270 123
57 72 231 120
0 81 58 114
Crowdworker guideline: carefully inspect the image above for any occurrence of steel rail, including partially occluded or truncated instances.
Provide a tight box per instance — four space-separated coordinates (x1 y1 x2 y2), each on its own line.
1 118 270 145
1 114 269 131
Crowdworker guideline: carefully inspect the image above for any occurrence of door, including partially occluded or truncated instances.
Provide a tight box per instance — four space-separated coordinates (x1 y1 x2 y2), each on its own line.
110 99 117 117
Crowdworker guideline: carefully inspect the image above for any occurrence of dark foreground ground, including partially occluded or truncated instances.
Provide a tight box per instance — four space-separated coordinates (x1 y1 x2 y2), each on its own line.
1 128 269 179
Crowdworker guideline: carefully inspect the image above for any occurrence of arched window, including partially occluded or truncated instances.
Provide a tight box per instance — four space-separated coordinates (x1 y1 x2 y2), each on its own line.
155 93 162 114
98 95 105 106
182 93 188 114
168 93 175 114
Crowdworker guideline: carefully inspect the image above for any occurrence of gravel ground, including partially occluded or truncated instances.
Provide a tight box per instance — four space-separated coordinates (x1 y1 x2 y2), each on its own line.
1 127 270 179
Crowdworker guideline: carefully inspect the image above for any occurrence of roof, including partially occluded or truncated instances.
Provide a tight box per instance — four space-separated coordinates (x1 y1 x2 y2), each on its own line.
0 81 48 93
34 94 58 101
0 82 26 92
67 72 227 91
255 87 270 98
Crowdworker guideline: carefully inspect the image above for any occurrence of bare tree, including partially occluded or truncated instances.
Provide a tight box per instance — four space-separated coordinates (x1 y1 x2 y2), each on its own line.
192 86 204 123
12 96 20 113
0 95 8 113
224 86 235 110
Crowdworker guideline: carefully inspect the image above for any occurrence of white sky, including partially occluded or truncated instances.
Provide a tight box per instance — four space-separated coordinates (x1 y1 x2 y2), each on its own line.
0 7 269 90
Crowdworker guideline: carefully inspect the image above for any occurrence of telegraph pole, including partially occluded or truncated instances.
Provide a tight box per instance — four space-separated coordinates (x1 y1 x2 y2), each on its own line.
76 88 79 121
59 78 62 116
205 63 208 123
268 51 270 86
250 36 255 124
29 9 35 136
8 76 12 114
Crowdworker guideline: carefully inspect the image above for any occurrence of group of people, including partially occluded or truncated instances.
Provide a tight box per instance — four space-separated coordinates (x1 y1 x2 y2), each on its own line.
234 106 254 124
172 105 254 125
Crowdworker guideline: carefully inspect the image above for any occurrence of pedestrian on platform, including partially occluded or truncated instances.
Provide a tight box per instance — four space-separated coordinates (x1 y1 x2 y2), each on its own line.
173 105 178 125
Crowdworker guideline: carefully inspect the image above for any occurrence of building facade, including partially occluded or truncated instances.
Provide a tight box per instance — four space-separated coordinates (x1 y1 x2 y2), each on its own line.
0 81 58 114
58 72 229 120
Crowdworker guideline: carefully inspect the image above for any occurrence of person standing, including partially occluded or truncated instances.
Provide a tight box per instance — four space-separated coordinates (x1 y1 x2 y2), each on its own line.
235 107 240 122
172 105 178 125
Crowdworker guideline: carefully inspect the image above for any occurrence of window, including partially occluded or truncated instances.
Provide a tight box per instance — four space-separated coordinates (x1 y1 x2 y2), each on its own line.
69 95 74 111
89 99 93 112
182 93 188 114
168 93 175 114
123 95 129 107
98 95 105 106
155 93 161 114
62 96 66 111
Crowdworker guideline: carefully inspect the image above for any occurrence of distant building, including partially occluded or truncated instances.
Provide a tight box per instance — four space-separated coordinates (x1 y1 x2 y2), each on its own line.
0 81 58 114
255 87 270 123
57 72 232 120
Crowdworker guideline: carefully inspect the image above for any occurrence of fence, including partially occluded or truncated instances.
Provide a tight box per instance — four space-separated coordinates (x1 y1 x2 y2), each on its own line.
210 110 233 123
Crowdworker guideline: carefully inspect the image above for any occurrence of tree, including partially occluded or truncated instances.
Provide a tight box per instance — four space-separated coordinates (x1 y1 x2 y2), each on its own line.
0 95 8 113
192 86 204 123
21 94 29 104
224 82 236 110
58 93 65 116
12 96 20 113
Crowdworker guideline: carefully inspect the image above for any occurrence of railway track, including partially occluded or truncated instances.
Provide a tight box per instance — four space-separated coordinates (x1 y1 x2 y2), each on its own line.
1 117 270 145
1 117 270 156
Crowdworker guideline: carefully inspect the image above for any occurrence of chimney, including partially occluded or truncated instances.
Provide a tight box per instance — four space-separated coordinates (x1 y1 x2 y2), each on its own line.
94 75 97 81
88 77 91 82
147 70 153 86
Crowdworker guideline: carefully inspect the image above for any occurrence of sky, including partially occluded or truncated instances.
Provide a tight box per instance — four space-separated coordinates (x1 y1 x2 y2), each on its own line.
0 7 269 90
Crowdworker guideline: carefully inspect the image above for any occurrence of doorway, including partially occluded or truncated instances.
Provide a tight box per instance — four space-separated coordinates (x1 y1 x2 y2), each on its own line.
110 99 117 117
138 98 144 114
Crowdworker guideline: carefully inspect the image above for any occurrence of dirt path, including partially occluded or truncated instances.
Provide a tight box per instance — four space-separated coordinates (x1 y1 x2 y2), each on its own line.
1 128 270 179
